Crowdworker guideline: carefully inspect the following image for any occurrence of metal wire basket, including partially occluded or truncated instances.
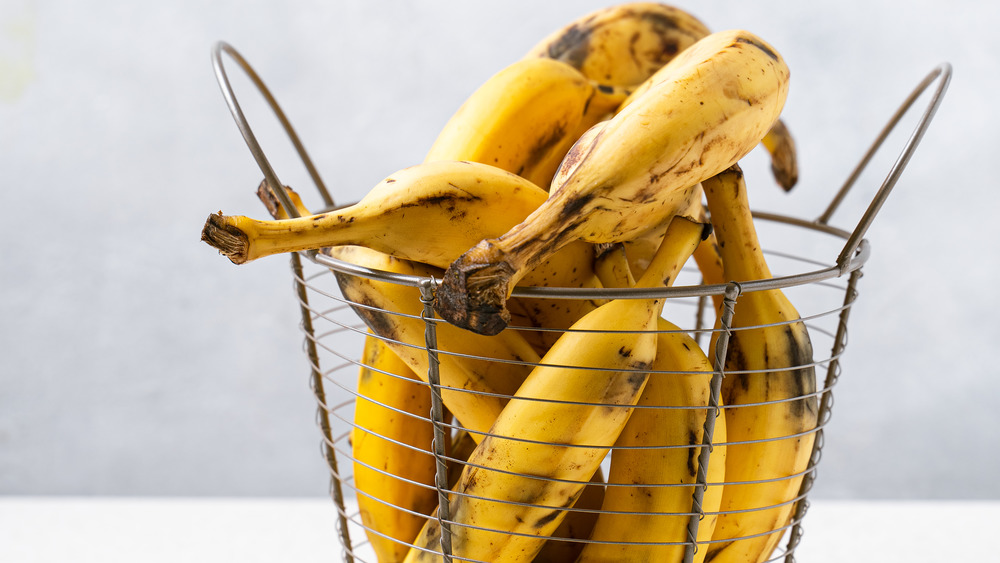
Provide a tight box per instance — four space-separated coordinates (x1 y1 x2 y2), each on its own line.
210 42 951 563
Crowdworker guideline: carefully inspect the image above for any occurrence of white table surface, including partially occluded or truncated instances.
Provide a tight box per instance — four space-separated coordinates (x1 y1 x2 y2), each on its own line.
1 497 995 562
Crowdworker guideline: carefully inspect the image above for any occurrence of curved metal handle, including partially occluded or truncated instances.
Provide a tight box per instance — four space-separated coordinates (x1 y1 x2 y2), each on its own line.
210 41 334 217
818 63 952 275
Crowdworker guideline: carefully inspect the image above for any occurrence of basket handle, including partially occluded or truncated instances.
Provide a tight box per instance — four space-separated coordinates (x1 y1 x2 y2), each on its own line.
817 63 952 275
210 41 335 218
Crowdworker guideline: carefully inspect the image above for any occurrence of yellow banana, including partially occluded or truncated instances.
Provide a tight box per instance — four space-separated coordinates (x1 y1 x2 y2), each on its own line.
700 165 818 563
352 333 438 563
425 57 629 189
526 2 798 191
203 161 603 348
584 238 726 563
328 245 540 445
576 318 727 563
434 29 790 335
403 216 710 563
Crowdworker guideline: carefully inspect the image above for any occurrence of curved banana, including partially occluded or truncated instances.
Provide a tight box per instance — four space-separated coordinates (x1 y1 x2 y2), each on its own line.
584 240 726 563
352 333 438 563
434 29 790 335
442 432 608 563
526 2 798 190
576 318 727 563
403 216 710 563
203 161 603 346
700 164 818 563
425 57 628 189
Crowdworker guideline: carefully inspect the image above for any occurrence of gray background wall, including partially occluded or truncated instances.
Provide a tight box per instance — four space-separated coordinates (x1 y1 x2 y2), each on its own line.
1 0 996 499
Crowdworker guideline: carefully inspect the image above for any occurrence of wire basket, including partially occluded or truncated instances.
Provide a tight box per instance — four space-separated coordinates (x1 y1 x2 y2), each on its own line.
210 42 950 563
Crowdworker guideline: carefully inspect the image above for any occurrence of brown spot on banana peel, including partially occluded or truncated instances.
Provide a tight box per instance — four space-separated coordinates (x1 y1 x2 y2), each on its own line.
545 21 594 67
735 36 780 62
201 212 250 264
519 122 570 178
686 429 700 477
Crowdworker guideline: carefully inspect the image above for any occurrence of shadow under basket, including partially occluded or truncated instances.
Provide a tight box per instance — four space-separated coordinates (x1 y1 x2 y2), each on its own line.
209 41 951 563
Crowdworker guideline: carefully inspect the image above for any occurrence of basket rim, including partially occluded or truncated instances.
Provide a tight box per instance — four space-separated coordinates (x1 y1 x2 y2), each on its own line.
302 209 868 300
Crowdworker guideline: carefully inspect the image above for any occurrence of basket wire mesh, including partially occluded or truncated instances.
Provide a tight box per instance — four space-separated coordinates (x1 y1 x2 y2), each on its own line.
210 41 951 563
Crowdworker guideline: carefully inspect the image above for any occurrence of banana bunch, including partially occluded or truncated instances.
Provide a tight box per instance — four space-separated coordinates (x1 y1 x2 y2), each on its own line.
202 4 822 563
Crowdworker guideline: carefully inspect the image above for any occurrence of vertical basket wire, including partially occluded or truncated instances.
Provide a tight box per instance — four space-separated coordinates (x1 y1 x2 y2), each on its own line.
210 41 951 562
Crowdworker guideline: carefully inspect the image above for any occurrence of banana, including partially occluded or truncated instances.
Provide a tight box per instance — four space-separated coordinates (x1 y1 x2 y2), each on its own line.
584 238 726 563
328 244 540 445
700 164 818 563
425 57 629 189
526 2 798 191
203 161 603 349
203 160 548 269
434 29 790 335
403 216 710 563
575 318 727 563
352 333 438 563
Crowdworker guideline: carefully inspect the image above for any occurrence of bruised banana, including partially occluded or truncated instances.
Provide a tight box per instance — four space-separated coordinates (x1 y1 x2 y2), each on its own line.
403 216 710 563
700 165 818 563
425 57 629 189
525 1 798 190
328 245 540 445
434 29 790 335
352 333 438 563
584 238 727 563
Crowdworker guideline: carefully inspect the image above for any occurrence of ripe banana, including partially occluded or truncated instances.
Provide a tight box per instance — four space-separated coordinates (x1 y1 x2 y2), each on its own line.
576 318 727 563
203 161 604 349
352 333 438 563
203 160 546 269
700 164 818 563
425 57 629 189
403 216 710 563
584 238 727 563
526 2 798 191
328 244 540 445
434 29 790 335
620 186 727 316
